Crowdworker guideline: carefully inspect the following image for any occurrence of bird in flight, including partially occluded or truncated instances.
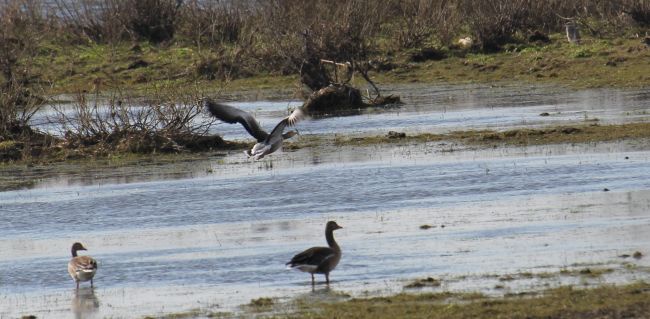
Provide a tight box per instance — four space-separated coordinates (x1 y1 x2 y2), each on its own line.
204 98 304 160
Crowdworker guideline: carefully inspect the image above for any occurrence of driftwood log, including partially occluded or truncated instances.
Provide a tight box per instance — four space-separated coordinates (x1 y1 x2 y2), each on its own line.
302 84 363 115
300 59 401 116
302 83 402 116
297 29 401 115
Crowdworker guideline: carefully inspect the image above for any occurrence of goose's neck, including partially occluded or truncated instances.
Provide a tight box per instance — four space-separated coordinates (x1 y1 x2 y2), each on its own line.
326 229 340 252
71 247 78 258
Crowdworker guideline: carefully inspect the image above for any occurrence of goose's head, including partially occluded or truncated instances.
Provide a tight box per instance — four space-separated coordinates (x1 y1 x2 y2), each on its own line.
71 242 87 252
326 221 343 232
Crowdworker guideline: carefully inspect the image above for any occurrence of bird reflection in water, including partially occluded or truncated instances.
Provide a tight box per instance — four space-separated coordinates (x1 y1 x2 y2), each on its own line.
311 285 331 294
71 287 100 319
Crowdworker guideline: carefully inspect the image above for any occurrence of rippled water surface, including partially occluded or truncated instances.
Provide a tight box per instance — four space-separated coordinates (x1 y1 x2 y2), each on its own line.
2 85 650 318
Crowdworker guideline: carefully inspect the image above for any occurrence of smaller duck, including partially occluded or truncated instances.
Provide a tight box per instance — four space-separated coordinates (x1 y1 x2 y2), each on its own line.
286 221 342 285
68 242 98 289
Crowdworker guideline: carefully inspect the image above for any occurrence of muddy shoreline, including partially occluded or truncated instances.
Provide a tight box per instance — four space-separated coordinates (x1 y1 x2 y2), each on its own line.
3 121 650 192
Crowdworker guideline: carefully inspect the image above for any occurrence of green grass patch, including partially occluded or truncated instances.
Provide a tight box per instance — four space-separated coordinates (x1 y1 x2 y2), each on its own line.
250 297 275 308
25 32 650 95
372 36 650 89
404 277 442 289
560 267 615 278
279 282 650 319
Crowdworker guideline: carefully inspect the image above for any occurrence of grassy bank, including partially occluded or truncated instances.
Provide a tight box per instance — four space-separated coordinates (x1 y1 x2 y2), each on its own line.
373 36 650 89
278 282 650 319
2 0 649 96
136 274 650 319
28 41 300 95
27 33 650 95
1 0 649 163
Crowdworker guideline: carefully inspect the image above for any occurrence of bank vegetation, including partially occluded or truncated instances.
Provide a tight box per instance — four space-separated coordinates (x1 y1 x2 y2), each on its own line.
1 0 649 162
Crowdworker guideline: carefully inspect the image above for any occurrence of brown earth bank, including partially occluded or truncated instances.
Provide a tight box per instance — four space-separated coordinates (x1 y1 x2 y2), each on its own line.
288 122 650 150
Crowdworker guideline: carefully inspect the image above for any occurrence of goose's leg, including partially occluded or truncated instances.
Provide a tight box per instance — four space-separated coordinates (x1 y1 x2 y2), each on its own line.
325 273 330 285
311 274 315 286
76 281 79 290
91 279 94 288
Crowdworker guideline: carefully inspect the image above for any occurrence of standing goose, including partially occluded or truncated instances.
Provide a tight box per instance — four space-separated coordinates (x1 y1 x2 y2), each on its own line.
204 98 304 160
68 242 98 289
286 221 342 285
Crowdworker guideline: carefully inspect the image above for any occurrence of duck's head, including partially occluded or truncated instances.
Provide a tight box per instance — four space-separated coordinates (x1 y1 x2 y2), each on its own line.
326 221 343 232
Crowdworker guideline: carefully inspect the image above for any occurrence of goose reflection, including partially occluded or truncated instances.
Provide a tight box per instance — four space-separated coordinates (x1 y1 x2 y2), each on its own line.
306 285 342 297
71 287 100 318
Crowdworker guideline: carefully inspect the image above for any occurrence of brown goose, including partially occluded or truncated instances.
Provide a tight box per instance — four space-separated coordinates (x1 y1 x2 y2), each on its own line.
68 242 98 289
204 98 303 160
286 221 342 285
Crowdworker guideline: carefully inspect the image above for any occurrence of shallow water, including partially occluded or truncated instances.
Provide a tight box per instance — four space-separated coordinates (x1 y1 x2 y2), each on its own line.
31 84 650 141
3 85 650 318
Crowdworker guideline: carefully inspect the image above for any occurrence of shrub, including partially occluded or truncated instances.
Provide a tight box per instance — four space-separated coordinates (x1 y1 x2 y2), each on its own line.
54 0 180 43
49 88 220 153
126 0 180 43
622 0 650 27
178 0 246 47
392 0 456 49
245 0 387 75
0 0 47 139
